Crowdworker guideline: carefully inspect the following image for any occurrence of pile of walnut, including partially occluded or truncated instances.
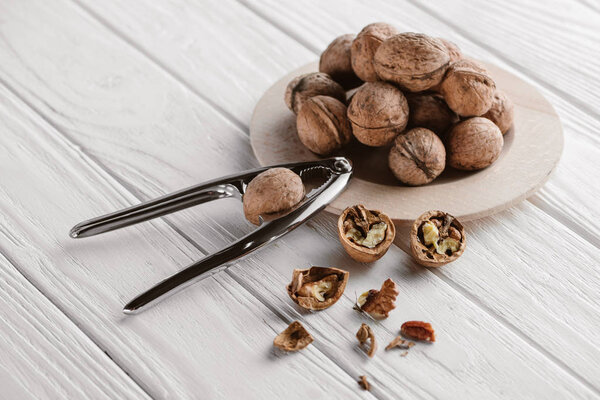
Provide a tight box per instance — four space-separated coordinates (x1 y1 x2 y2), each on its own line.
285 24 514 185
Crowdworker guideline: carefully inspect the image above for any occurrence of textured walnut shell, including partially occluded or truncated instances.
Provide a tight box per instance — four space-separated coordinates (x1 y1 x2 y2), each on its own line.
347 82 408 147
406 93 458 135
351 23 399 82
482 90 514 134
296 95 352 155
337 205 395 263
438 38 462 62
447 117 503 170
243 168 305 225
284 72 346 114
273 321 313 352
287 266 349 310
320 34 362 89
410 210 466 267
440 59 496 117
374 33 450 92
388 128 446 186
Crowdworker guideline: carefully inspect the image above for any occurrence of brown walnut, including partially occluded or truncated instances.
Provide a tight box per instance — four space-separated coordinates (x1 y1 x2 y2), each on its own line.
374 33 450 92
273 321 314 351
338 205 395 263
440 59 496 117
438 38 463 62
356 323 377 357
410 210 466 267
296 95 352 155
287 266 349 310
447 117 503 170
284 72 346 114
351 22 400 82
388 128 446 186
401 321 436 342
243 168 305 225
319 34 362 89
406 93 459 135
482 89 514 134
347 82 409 147
355 278 399 320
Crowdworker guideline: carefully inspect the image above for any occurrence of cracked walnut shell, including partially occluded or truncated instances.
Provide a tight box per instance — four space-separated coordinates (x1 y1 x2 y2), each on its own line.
338 205 395 263
447 117 503 171
284 72 346 114
482 89 515 135
410 210 466 267
356 323 377 357
401 321 436 342
273 321 314 351
356 278 399 320
440 59 496 117
287 266 349 310
319 34 362 89
351 22 399 82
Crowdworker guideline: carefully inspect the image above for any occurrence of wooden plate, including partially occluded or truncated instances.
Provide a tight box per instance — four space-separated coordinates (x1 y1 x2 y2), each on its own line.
250 61 563 224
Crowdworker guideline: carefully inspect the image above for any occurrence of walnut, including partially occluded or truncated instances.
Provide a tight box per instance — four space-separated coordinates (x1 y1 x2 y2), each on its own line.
347 82 408 147
438 38 462 62
319 34 362 89
385 336 415 351
338 205 395 262
410 210 466 267
351 22 399 82
447 117 503 170
401 321 436 342
388 128 446 186
356 323 377 357
357 375 370 391
355 278 399 319
284 72 346 114
406 93 458 135
482 90 514 134
243 168 305 225
287 266 349 310
373 33 450 92
273 321 314 351
440 59 496 117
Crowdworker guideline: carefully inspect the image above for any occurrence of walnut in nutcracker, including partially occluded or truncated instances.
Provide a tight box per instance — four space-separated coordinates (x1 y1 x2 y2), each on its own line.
482 90 515 134
338 205 395 263
351 22 399 82
410 210 466 267
287 266 349 310
319 34 362 89
284 72 346 114
447 117 503 170
440 59 496 117
406 93 458 135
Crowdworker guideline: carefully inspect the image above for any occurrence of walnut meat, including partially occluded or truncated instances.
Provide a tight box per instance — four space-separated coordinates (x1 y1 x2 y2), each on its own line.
243 168 305 225
374 33 450 92
351 23 399 82
482 90 515 134
287 266 349 310
401 321 436 342
410 210 466 267
355 278 399 319
273 321 314 351
284 72 346 114
447 117 503 170
356 323 377 357
296 95 352 155
388 128 446 186
347 82 409 147
338 205 395 263
406 93 458 135
440 59 496 117
319 34 362 89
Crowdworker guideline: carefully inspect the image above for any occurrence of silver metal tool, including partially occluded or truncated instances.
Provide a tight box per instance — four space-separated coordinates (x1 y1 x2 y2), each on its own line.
70 157 353 314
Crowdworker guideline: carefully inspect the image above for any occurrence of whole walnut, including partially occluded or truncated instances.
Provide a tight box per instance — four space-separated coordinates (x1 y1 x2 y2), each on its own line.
388 128 446 186
285 72 346 114
347 82 409 147
320 34 362 89
406 93 458 135
351 22 399 82
296 95 352 155
482 90 514 134
373 33 450 92
447 117 503 170
440 59 496 117
438 38 462 62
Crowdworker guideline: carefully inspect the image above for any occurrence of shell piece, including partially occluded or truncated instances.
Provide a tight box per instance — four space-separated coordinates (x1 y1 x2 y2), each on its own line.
438 38 462 62
482 90 515 134
385 336 415 351
447 117 503 170
243 168 305 225
356 323 377 357
410 210 466 267
406 93 458 135
356 278 399 319
440 59 496 117
388 128 446 186
347 82 409 147
357 375 371 391
284 72 346 114
338 205 396 263
287 266 349 310
273 321 314 351
401 321 436 342
373 33 450 92
296 95 352 155
319 34 362 89
351 22 399 82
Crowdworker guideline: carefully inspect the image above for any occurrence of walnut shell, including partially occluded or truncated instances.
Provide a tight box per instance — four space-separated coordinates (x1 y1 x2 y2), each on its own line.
351 23 399 82
373 33 450 92
273 321 313 352
388 128 446 186
482 90 514 134
347 82 408 147
438 38 462 62
319 34 362 89
284 72 346 114
447 117 503 170
296 95 352 155
287 266 349 310
243 168 305 225
410 210 466 267
406 93 458 135
338 205 395 263
440 59 496 117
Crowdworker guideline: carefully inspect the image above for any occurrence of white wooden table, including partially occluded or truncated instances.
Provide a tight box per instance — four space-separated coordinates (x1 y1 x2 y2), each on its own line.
1 1 599 398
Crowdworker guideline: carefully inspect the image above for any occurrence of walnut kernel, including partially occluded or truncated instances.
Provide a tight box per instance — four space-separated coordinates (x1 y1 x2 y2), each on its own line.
358 375 370 391
338 205 395 262
351 22 399 82
356 323 377 357
401 321 436 342
285 72 346 114
385 336 415 351
356 278 399 319
410 210 466 267
319 34 362 89
287 266 349 310
482 89 515 134
440 59 496 117
447 117 503 170
273 321 314 351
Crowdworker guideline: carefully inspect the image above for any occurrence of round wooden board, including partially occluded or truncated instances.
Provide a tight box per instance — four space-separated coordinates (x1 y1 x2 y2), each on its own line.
250 61 563 224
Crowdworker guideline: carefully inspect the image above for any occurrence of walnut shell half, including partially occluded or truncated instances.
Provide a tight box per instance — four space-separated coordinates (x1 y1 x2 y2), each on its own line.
273 321 313 352
410 210 466 267
319 34 362 89
440 59 496 117
447 117 503 171
351 22 399 82
284 72 346 114
338 205 396 262
287 266 349 310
